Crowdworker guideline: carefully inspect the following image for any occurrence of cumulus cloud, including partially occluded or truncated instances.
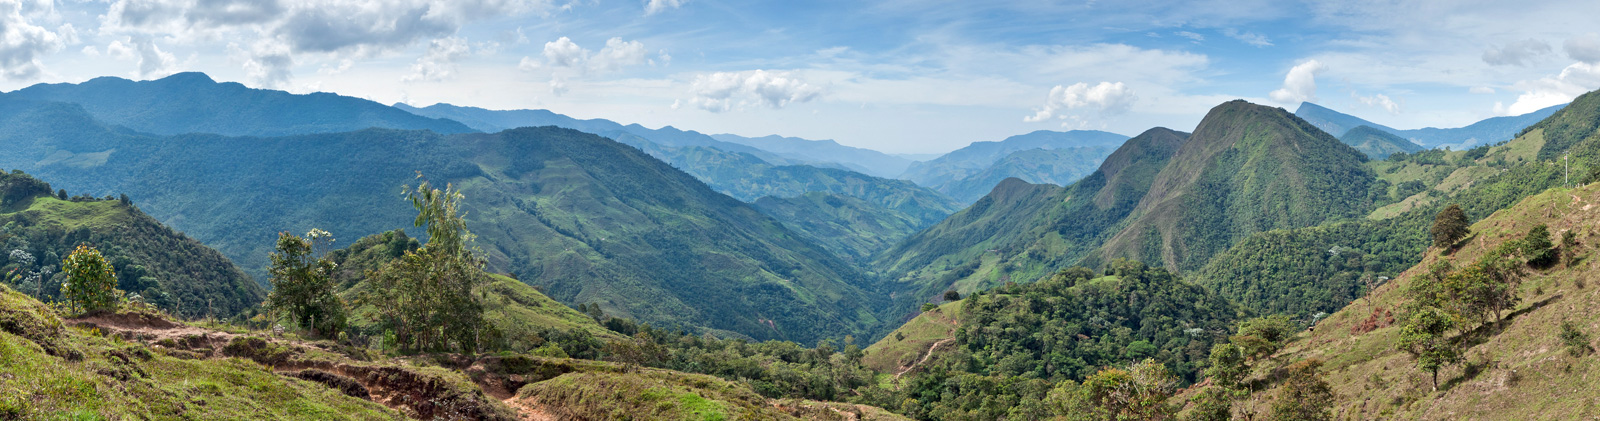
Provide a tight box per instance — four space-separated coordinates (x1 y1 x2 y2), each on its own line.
1498 61 1600 115
105 37 178 79
99 0 554 87
1482 38 1552 66
1355 93 1400 114
403 37 470 82
644 0 684 15
682 70 821 112
1268 60 1325 105
1566 33 1600 64
1023 82 1136 124
538 36 648 73
1222 28 1273 47
0 0 74 80
230 41 292 88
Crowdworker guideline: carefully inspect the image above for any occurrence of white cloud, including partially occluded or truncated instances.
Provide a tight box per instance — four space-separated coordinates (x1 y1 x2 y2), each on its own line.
1469 86 1495 94
0 0 73 80
549 77 567 96
1500 61 1600 115
1222 28 1273 47
538 36 648 73
1566 33 1600 64
1174 31 1204 42
1355 93 1400 114
1482 38 1552 66
105 36 178 79
644 0 683 15
403 37 470 82
230 41 292 88
1023 81 1136 124
517 56 540 71
1268 60 1325 105
683 70 821 112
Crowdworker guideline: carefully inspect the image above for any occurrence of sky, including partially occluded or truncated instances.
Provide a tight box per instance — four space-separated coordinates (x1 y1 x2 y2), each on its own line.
3 0 1600 154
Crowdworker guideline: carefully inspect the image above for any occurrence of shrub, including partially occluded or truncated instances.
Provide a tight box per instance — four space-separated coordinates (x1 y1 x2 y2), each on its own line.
59 245 121 313
1560 320 1592 357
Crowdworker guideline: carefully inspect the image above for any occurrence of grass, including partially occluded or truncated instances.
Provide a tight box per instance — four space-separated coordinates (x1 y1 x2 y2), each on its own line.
0 285 400 420
1240 182 1600 420
862 299 965 374
513 362 909 421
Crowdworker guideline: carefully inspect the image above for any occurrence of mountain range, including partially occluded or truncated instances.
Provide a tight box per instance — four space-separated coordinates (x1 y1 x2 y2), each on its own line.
1295 101 1566 150
899 130 1128 202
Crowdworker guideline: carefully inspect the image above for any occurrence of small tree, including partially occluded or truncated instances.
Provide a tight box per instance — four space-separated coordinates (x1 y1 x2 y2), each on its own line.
1396 306 1460 390
943 290 961 301
1232 314 1297 359
60 245 121 313
1560 320 1593 357
1069 359 1178 421
367 177 490 354
1205 343 1248 390
1431 204 1470 249
1267 359 1335 421
1522 224 1556 266
267 230 346 339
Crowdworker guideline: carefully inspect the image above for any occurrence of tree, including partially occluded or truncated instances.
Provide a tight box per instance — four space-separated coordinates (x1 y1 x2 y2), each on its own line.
1232 315 1297 359
1066 359 1178 421
60 245 121 313
1431 204 1470 248
1521 224 1556 266
1204 343 1248 390
1267 359 1334 421
943 290 961 301
367 178 491 354
1560 320 1592 357
267 229 346 339
1396 306 1460 390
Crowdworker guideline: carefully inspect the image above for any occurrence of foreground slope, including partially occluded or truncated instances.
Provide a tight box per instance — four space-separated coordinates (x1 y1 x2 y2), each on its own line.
0 101 881 344
874 127 1189 309
1093 100 1374 272
8 73 474 137
1253 182 1600 420
0 170 263 317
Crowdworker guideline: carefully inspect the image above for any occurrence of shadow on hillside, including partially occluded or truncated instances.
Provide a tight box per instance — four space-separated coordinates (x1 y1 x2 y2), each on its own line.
1460 294 1563 350
1444 234 1477 256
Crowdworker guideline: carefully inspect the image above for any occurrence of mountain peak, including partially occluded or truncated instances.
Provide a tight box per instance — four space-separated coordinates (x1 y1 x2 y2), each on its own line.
158 71 217 84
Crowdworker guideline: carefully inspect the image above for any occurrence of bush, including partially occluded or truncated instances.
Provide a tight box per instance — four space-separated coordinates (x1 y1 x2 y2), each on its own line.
1560 320 1592 357
59 245 121 313
942 290 961 301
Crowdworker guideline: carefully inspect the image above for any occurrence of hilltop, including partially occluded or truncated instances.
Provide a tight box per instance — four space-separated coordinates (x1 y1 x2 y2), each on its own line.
0 170 262 318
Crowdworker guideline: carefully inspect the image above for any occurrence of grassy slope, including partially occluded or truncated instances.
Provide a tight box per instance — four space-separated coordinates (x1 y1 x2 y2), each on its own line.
1247 183 1600 420
873 127 1189 314
862 299 964 374
0 285 400 420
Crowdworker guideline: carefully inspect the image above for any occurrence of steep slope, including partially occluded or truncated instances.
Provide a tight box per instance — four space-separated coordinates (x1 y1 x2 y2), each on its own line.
0 101 882 344
939 146 1114 203
1296 101 1565 149
0 170 263 318
1245 182 1600 420
874 127 1189 309
753 192 931 264
1341 125 1425 159
1190 88 1600 319
8 73 474 137
900 130 1127 200
1093 100 1374 272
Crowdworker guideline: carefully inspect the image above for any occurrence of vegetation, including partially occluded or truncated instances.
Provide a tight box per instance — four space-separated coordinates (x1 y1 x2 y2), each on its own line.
267 230 347 338
364 180 491 354
1266 359 1334 421
1431 204 1470 248
59 245 121 314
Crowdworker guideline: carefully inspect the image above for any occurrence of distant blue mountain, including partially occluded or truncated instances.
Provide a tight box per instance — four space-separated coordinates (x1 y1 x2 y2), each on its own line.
7 72 475 137
393 102 799 165
1294 102 1565 150
708 134 913 178
899 130 1129 202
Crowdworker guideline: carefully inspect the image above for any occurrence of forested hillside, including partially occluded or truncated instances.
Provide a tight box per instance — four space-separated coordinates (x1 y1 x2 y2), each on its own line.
0 99 884 344
900 130 1127 202
0 170 262 317
8 73 475 137
1093 100 1374 272
1341 125 1424 159
938 146 1115 203
874 127 1189 310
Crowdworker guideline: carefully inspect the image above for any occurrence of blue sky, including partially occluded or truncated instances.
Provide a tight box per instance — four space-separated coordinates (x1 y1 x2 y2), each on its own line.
5 0 1600 153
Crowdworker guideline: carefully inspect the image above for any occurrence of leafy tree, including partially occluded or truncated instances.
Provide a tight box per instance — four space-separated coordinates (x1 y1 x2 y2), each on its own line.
943 290 961 301
1396 306 1460 390
267 229 346 338
1204 343 1247 390
1267 359 1334 421
60 244 121 313
1185 386 1237 421
367 178 491 354
1058 359 1178 421
1521 224 1556 266
1232 315 1296 359
1430 204 1469 248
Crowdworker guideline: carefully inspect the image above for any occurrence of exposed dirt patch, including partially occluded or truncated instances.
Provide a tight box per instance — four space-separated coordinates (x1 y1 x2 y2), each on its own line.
896 338 954 380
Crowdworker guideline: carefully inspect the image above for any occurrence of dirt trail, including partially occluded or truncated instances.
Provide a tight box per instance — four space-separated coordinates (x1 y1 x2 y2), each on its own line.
895 338 954 380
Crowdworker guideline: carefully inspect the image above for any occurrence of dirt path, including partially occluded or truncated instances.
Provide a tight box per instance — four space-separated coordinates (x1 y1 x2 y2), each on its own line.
895 338 954 380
